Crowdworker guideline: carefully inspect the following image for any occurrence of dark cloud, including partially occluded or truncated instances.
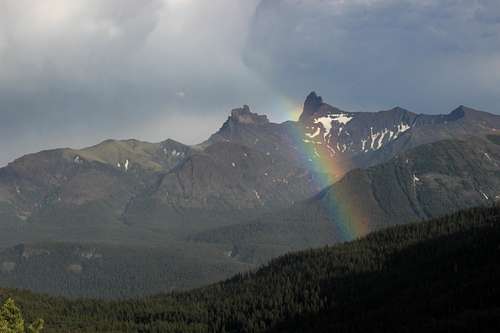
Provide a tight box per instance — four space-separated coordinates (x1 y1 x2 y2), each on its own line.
245 0 500 113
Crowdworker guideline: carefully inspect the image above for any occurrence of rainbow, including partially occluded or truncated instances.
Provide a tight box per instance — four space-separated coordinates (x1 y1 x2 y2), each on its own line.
276 97 370 241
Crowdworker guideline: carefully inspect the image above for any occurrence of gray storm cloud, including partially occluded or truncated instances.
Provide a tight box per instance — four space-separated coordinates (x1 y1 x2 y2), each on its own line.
245 0 500 113
1 0 500 165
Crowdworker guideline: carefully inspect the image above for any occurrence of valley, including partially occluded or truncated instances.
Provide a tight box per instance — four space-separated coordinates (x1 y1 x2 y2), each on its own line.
2 205 499 332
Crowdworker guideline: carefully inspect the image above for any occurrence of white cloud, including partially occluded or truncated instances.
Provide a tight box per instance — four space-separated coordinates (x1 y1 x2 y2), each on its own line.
0 0 163 84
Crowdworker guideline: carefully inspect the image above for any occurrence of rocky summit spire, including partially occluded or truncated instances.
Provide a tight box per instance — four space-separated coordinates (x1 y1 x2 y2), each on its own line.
229 105 269 125
299 91 323 122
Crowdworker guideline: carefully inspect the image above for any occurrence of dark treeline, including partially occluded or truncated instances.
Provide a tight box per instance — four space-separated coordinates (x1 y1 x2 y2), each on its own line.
2 206 500 332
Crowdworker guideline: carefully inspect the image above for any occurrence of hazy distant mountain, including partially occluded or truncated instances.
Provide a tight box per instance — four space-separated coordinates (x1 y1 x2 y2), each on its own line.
0 138 190 225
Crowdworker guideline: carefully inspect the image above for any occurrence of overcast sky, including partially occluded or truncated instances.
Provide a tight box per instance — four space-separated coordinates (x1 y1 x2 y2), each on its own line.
1 0 499 165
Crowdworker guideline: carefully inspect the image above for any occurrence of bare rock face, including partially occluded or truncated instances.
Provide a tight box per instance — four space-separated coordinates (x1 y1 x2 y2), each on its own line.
299 91 323 122
230 105 269 125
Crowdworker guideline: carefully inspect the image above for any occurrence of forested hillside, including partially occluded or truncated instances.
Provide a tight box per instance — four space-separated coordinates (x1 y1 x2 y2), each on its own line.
1 205 499 332
0 242 250 299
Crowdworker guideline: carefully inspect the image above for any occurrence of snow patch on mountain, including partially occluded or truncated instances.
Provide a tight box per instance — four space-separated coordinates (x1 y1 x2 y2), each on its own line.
480 190 489 200
314 117 333 139
413 174 421 183
377 129 389 150
254 190 261 201
331 114 354 125
306 128 321 139
313 114 353 139
303 110 414 157
370 128 379 150
395 123 411 137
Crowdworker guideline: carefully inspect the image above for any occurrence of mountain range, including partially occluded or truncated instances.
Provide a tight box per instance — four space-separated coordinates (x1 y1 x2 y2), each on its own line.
1 92 500 297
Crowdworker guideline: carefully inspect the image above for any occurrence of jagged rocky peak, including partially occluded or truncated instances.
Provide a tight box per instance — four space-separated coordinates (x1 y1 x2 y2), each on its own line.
203 105 270 146
229 105 269 125
299 92 347 123
300 91 324 122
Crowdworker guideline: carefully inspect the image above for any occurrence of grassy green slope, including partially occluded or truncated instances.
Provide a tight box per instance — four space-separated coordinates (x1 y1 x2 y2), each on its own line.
1 206 499 332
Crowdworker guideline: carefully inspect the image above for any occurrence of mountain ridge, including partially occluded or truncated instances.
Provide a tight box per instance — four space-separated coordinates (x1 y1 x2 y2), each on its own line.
1 94 498 229
1 93 499 236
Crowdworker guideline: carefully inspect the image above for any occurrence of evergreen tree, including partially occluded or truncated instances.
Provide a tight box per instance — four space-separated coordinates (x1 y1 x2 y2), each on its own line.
0 298 43 333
